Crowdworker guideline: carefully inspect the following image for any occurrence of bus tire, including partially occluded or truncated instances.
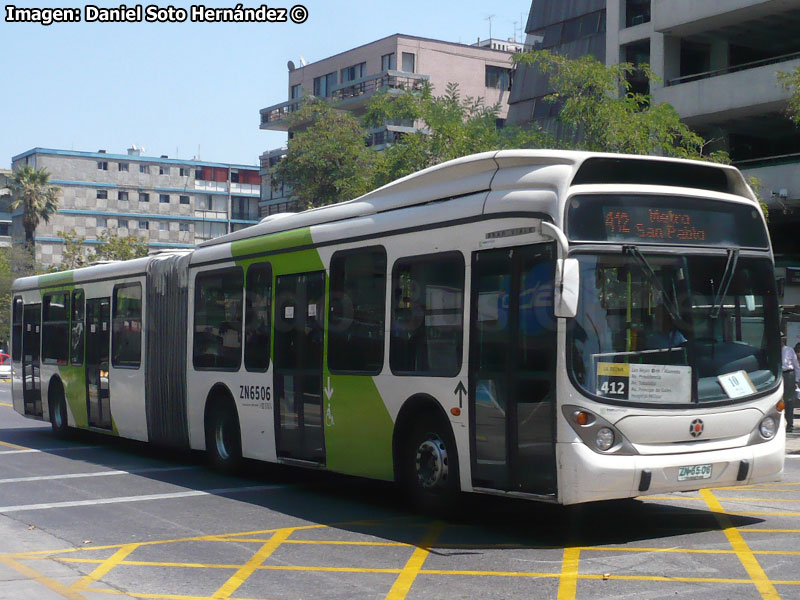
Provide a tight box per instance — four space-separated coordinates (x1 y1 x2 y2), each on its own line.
48 381 69 436
401 414 460 511
205 401 242 472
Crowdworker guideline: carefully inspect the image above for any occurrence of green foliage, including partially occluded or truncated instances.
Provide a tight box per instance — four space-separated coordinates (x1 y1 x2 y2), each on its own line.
91 231 149 262
8 166 61 254
365 82 551 186
272 98 377 209
513 51 729 162
746 176 770 223
778 66 800 126
58 230 89 270
0 245 38 348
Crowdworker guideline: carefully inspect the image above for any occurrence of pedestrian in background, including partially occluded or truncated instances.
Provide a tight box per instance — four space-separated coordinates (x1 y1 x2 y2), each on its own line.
782 334 800 432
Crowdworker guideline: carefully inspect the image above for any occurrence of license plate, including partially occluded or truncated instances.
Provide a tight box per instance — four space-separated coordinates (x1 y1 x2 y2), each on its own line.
678 464 712 481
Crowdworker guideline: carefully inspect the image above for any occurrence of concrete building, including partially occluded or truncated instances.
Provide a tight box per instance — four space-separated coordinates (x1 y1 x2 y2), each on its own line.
258 33 517 215
0 169 11 248
10 148 260 268
508 0 800 298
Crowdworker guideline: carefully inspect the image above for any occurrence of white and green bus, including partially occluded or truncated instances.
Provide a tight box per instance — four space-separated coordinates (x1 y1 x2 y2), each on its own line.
11 150 785 505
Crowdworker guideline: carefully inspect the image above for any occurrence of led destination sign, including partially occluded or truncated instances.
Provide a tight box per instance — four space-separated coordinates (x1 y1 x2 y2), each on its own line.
566 194 769 248
603 207 732 243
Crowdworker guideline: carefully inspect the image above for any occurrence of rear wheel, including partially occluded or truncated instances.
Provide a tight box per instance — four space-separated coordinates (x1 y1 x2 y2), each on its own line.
49 385 69 436
401 414 460 511
205 402 242 472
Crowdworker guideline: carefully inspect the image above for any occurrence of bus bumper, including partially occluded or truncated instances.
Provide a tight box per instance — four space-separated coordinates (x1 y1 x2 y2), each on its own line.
557 435 785 505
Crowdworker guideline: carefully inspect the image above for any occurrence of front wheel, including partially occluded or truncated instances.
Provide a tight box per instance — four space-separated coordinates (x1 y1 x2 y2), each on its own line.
205 403 242 472
401 416 460 511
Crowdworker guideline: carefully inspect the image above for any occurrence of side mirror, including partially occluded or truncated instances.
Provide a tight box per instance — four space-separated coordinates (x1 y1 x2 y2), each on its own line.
555 258 579 318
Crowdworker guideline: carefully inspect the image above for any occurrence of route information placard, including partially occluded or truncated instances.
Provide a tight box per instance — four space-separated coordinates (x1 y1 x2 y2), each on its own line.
597 362 692 403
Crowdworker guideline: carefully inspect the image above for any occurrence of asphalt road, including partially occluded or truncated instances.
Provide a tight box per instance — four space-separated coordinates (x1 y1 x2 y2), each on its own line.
1 382 799 600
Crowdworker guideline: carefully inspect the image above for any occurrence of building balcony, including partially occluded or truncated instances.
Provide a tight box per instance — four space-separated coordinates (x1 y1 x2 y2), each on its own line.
655 54 800 121
653 0 784 36
259 70 429 131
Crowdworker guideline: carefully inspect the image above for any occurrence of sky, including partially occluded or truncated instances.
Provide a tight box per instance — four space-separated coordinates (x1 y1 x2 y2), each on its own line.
1 0 531 167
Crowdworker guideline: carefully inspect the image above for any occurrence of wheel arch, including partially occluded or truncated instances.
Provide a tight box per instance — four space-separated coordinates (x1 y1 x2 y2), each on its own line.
392 393 454 482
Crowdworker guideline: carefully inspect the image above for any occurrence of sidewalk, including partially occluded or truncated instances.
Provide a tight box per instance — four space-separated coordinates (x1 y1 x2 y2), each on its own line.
787 430 800 454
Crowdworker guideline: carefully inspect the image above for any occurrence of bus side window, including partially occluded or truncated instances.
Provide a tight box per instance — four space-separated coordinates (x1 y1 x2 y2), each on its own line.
193 267 244 371
42 292 70 365
328 246 386 374
244 262 272 372
71 289 85 366
112 283 142 369
390 252 465 377
12 297 23 361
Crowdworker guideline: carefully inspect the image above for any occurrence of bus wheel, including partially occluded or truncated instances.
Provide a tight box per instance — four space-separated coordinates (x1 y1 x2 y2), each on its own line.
49 385 69 436
402 416 459 510
205 403 242 472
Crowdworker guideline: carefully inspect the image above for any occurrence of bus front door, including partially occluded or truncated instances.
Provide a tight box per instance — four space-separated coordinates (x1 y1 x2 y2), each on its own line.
274 271 326 464
85 297 112 430
469 243 557 496
22 304 42 418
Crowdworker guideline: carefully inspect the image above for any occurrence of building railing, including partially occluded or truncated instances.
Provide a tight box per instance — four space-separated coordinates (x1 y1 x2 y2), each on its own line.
666 51 800 86
259 70 429 126
733 151 800 170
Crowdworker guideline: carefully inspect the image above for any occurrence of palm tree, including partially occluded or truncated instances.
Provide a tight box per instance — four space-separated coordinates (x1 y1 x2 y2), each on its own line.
8 165 60 258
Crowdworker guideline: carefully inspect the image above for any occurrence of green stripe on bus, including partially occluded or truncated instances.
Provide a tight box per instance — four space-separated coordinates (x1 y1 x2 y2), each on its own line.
38 270 74 288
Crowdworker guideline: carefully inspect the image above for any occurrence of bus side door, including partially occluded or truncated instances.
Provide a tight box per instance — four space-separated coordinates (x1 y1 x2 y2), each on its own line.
22 303 42 418
86 297 112 430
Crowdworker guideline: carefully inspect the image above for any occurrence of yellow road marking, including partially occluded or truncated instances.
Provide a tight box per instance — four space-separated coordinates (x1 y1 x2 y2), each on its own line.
0 555 88 600
647 495 800 503
741 528 800 533
557 547 580 600
0 440 27 450
211 527 293 599
385 520 444 600
71 543 138 591
728 511 800 516
84 589 235 600
0 402 12 408
700 489 780 599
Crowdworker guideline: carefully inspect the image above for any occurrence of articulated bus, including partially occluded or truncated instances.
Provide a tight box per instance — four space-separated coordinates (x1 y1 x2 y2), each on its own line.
11 150 785 505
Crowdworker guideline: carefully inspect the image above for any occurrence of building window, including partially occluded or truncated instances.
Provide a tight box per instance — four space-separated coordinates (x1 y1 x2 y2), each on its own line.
160 165 170 175
328 246 386 374
118 191 129 201
195 168 204 180
118 219 129 229
118 162 129 172
390 252 465 376
180 167 189 177
0 223 9 236
341 62 366 83
626 0 651 27
193 267 244 370
313 71 337 97
97 161 108 170
96 216 106 228
230 170 239 183
180 195 190 205
381 52 395 71
179 223 190 232
244 262 272 372
159 194 170 203
485 66 511 89
401 52 415 73
139 192 149 202
97 190 108 199
112 283 142 368
138 220 149 230
159 221 169 231
291 84 302 99
140 164 150 174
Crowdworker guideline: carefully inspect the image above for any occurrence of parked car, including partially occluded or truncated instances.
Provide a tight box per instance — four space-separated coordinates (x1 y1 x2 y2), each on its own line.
0 353 11 379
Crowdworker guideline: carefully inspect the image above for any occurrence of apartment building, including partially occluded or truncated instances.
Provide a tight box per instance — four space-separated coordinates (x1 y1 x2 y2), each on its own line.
10 148 260 268
0 169 11 248
508 0 800 291
259 33 518 215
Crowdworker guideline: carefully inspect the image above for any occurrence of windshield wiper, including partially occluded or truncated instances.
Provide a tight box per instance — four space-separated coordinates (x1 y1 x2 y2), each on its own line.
709 248 739 319
623 245 682 324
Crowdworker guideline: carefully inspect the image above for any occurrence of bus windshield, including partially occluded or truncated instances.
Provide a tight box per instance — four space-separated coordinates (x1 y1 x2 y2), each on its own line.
568 252 780 405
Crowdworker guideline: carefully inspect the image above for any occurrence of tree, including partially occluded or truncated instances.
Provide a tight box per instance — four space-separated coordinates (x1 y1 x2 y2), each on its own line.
271 99 377 209
8 166 61 258
90 230 149 262
59 230 89 270
513 51 729 162
364 82 551 186
0 245 38 348
778 65 800 126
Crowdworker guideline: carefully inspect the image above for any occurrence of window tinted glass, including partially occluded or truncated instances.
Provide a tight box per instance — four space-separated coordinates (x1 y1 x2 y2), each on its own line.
112 284 142 368
12 297 23 361
42 292 70 364
329 247 386 373
391 252 464 376
244 263 272 372
193 268 243 370
71 290 85 365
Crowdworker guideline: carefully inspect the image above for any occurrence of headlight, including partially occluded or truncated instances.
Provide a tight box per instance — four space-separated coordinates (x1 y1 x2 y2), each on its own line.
595 427 615 451
759 416 777 440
